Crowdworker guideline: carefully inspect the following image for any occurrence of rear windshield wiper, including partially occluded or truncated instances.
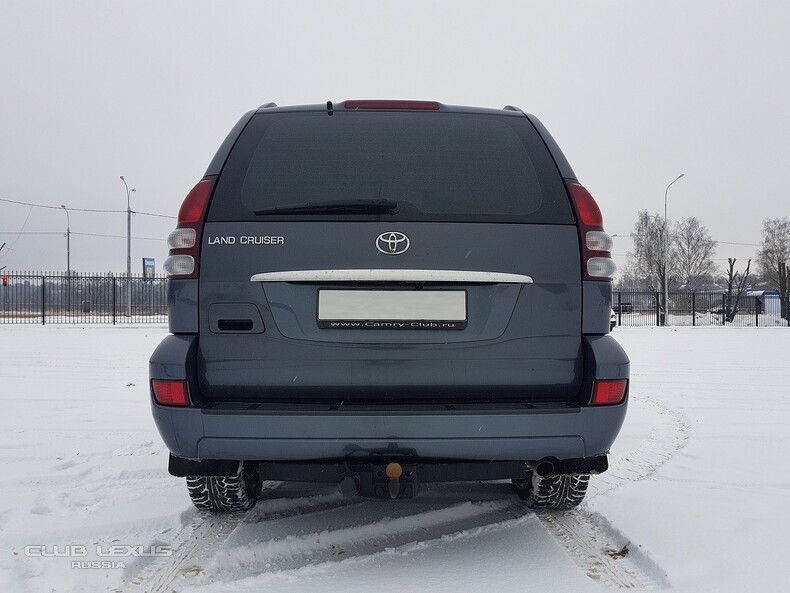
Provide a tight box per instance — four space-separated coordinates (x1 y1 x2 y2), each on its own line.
253 199 399 215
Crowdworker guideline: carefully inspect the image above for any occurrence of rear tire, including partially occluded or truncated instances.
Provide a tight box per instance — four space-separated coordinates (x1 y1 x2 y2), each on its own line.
186 461 262 512
512 472 589 510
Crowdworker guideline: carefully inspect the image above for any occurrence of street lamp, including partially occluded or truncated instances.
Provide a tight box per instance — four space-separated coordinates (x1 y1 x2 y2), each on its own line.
120 176 136 317
60 205 71 313
663 173 685 326
60 205 70 275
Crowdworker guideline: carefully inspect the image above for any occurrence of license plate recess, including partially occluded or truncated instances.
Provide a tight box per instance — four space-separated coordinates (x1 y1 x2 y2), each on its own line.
317 289 467 330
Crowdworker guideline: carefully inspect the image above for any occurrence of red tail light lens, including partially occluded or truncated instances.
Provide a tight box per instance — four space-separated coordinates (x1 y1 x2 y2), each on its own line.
569 183 603 227
178 179 214 224
164 177 215 279
344 100 440 110
567 181 616 281
591 379 628 405
151 380 190 406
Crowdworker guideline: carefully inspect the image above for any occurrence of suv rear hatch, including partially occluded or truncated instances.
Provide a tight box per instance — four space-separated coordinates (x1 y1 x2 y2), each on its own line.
195 105 582 405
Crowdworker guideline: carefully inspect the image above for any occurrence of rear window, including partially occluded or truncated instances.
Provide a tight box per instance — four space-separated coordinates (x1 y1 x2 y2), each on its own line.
207 111 574 223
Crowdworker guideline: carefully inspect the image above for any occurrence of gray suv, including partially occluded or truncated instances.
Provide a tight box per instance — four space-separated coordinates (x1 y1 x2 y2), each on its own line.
150 100 629 512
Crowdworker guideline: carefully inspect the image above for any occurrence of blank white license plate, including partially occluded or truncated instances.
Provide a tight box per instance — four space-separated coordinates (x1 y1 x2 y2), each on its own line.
318 290 467 329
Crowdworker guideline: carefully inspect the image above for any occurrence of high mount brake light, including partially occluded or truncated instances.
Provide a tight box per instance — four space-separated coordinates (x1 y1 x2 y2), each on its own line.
164 178 215 279
567 181 616 281
344 100 440 110
591 379 628 405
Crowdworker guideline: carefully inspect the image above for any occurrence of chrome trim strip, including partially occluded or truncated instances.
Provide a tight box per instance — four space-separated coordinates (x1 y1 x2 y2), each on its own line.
250 269 533 283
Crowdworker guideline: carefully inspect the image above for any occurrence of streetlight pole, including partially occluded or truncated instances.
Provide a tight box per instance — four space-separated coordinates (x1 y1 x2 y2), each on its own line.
663 173 685 326
60 205 71 313
120 176 136 317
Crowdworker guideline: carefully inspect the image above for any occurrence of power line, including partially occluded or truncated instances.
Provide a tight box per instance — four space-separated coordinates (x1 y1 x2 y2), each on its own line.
0 231 61 235
612 234 761 247
0 197 123 213
73 231 165 242
0 204 33 262
0 230 166 241
717 240 761 247
0 197 176 219
134 211 176 219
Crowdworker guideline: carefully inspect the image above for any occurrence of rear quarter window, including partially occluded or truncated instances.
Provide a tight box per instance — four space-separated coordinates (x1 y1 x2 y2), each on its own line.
207 111 574 224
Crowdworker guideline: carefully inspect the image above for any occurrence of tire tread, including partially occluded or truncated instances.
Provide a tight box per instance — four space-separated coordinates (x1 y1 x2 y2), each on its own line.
186 462 261 512
514 473 589 510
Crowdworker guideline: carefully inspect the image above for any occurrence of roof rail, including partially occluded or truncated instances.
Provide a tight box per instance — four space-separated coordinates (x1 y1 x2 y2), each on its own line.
503 105 524 114
259 102 278 109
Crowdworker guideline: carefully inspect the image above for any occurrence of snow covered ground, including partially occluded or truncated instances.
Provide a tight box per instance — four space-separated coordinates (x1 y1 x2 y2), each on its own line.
0 325 788 593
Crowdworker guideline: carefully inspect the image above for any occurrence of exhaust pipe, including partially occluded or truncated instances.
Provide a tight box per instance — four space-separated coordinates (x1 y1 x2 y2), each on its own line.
527 456 609 476
527 459 554 477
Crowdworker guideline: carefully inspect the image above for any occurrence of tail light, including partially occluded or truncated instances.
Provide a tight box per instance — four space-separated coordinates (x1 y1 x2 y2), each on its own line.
591 379 628 405
163 178 215 279
151 380 190 406
567 181 616 281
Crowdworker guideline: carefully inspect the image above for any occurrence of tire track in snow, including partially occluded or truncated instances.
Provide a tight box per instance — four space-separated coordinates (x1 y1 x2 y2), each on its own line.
205 498 526 580
116 483 359 593
537 510 670 590
116 511 242 593
538 395 690 589
242 489 361 522
120 486 528 592
588 396 692 500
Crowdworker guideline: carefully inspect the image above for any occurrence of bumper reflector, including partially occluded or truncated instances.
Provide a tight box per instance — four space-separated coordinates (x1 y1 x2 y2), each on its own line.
152 380 190 406
592 379 628 405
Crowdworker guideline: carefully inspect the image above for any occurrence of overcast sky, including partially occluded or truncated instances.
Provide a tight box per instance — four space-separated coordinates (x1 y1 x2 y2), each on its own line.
1 0 788 275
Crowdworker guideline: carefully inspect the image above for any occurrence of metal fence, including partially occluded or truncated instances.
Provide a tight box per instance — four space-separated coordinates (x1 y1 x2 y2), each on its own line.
613 291 790 328
1 274 788 327
0 272 167 324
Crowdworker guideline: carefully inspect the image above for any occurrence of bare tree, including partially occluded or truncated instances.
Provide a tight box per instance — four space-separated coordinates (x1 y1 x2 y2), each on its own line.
625 210 670 293
722 258 751 323
757 218 790 290
671 217 717 290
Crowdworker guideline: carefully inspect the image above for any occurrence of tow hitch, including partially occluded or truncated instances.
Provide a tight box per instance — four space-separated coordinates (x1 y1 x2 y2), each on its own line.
339 462 419 499
250 459 606 500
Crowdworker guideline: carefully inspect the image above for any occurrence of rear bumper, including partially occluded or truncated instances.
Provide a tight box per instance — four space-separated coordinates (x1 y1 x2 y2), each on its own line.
151 400 627 461
149 333 629 462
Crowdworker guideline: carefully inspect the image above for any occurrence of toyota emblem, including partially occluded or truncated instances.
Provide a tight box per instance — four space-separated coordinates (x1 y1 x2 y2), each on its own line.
376 232 410 255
